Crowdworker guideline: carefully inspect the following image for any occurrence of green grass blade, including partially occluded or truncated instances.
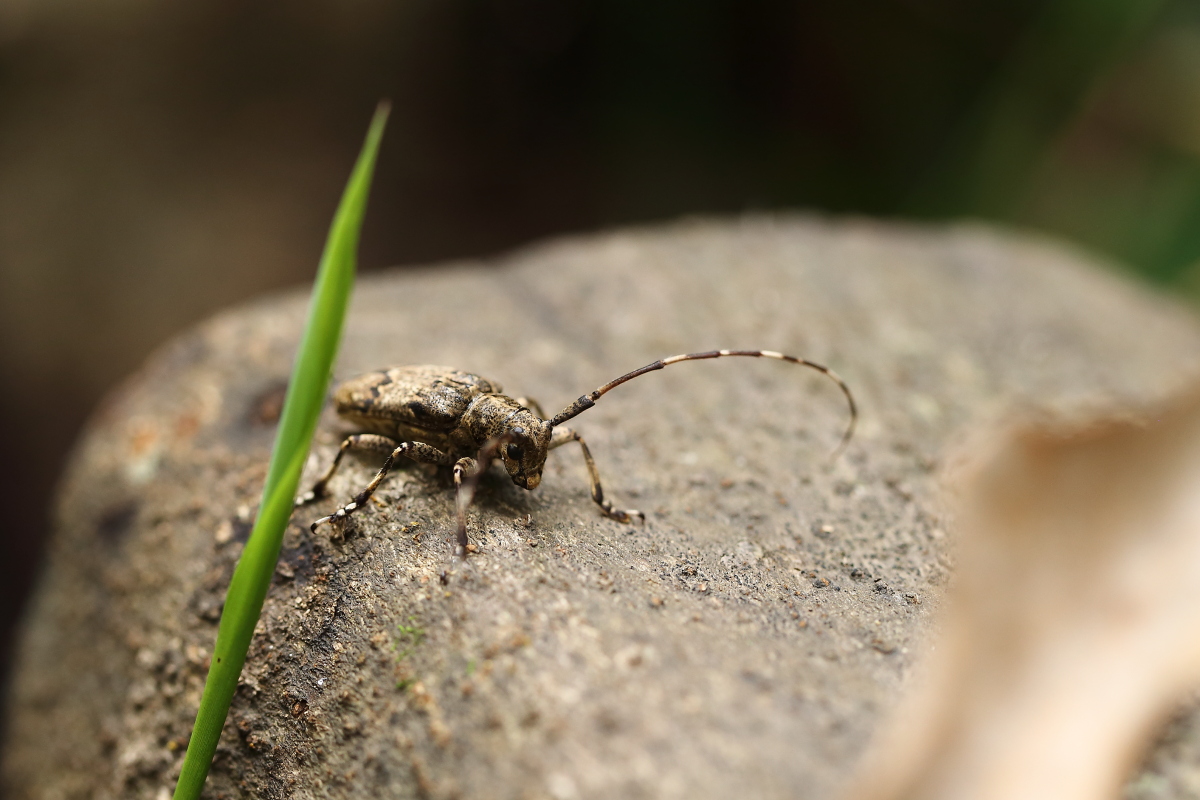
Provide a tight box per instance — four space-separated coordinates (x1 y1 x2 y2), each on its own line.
172 102 389 800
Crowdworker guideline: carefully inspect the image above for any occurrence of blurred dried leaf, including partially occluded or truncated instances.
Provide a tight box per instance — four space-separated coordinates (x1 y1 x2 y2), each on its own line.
847 383 1200 800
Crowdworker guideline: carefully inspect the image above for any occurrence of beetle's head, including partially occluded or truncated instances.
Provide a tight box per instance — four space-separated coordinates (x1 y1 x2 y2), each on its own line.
500 418 551 490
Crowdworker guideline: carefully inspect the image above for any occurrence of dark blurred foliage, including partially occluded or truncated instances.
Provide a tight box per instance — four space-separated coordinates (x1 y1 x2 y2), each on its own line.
0 0 1194 707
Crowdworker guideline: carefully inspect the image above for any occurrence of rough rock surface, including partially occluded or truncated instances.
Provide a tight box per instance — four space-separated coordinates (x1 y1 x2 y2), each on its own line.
6 216 1200 800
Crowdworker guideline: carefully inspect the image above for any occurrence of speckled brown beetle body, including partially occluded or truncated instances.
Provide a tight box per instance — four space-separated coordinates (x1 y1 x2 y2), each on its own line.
298 351 857 557
334 366 552 489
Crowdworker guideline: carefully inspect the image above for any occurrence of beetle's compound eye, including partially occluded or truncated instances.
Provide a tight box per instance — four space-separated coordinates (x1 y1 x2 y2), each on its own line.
506 443 524 461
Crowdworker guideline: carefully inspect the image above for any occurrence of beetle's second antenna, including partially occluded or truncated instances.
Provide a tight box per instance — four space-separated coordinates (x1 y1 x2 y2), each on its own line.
548 349 857 459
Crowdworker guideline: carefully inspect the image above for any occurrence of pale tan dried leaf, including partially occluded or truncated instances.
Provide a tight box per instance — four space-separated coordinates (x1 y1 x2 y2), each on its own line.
847 384 1200 800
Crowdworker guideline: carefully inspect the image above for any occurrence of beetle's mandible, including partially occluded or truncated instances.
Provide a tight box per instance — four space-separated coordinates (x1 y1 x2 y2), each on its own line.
296 350 856 557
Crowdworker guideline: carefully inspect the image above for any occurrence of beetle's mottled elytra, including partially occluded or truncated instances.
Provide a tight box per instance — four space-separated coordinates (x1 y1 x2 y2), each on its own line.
297 350 857 557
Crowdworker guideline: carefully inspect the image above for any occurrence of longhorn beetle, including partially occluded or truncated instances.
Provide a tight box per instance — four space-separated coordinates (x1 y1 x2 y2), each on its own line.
297 350 856 557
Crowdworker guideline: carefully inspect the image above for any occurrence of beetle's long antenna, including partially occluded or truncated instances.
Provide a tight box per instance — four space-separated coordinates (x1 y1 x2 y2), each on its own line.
548 350 857 459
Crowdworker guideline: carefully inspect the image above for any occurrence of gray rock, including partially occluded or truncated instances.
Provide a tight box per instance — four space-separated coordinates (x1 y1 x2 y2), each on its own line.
6 215 1200 800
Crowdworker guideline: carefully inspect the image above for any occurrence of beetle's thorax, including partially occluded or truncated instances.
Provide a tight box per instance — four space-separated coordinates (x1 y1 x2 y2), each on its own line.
461 395 551 489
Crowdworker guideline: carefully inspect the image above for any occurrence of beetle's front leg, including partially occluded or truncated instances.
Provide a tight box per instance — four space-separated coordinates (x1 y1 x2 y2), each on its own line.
549 427 644 524
514 396 546 418
452 456 480 557
311 440 454 533
453 434 518 558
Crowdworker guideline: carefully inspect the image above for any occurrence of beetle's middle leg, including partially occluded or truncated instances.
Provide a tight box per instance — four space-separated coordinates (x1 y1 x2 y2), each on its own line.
549 427 644 524
296 433 399 506
309 438 454 532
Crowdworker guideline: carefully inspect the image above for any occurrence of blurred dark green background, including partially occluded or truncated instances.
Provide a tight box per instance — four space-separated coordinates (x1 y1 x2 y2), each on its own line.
0 0 1196 694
